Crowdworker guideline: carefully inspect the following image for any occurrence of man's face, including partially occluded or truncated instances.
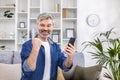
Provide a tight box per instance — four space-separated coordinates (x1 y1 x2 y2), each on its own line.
37 19 54 38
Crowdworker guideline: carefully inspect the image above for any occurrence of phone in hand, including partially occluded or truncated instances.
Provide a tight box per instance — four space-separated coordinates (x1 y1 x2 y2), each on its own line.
68 37 76 46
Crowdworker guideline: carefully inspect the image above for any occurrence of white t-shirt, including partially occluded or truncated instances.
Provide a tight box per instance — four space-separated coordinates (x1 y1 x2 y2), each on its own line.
42 42 51 80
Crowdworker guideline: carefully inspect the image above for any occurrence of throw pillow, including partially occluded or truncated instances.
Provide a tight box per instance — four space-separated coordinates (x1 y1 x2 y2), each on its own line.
71 65 102 80
13 51 21 64
0 51 13 64
57 67 65 80
0 63 21 80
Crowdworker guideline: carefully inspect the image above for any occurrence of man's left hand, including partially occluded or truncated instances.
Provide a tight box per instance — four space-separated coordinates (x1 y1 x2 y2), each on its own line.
64 43 76 67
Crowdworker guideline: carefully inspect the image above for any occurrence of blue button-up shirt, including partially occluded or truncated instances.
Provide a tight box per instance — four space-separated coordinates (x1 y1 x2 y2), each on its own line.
21 39 72 80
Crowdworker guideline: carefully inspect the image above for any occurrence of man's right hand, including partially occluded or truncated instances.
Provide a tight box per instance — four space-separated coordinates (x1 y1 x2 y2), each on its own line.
32 38 42 51
26 38 42 71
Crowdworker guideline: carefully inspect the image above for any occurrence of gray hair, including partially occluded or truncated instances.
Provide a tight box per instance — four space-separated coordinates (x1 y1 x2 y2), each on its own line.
37 13 54 24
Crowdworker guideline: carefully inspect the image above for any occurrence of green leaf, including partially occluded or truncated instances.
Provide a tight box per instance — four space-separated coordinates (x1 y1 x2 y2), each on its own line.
104 72 112 79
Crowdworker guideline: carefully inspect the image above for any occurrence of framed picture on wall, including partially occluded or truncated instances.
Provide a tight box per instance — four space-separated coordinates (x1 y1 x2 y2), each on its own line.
66 28 75 38
52 32 59 43
19 22 25 28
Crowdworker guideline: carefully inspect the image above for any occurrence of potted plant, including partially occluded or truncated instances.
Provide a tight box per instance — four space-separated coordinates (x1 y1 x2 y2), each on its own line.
82 28 120 80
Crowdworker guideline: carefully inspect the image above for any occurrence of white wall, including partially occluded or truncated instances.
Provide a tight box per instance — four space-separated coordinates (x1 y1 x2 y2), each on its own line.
77 0 120 66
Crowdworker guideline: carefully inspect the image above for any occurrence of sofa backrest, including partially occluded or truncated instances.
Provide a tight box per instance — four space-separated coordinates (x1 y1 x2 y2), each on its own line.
0 51 21 64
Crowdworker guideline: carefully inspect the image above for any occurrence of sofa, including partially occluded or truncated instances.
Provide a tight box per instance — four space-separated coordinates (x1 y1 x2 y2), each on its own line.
0 51 21 80
0 51 102 80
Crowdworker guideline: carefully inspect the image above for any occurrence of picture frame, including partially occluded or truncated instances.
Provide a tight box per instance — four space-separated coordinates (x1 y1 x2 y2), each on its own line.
19 22 25 28
66 28 75 38
52 32 59 43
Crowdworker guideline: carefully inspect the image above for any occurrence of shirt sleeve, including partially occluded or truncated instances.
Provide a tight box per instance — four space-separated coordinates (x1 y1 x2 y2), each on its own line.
21 41 33 77
62 59 73 72
23 60 32 72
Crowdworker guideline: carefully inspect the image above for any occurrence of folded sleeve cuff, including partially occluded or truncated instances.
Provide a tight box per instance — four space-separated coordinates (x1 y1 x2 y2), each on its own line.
23 60 32 72
62 60 73 72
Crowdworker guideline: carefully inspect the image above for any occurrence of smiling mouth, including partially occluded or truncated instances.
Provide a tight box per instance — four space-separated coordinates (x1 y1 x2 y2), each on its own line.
38 31 50 35
42 31 49 34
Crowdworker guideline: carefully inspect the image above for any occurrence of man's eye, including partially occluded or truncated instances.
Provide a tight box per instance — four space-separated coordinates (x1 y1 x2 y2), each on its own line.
47 24 52 27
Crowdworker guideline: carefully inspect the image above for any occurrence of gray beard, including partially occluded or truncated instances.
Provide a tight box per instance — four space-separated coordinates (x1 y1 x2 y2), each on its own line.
38 31 51 38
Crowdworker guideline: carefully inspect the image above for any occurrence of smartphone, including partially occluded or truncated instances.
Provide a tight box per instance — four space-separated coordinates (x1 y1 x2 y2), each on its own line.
68 37 76 46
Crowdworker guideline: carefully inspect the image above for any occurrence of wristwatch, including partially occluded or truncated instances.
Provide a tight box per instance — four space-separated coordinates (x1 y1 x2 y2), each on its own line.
86 14 100 27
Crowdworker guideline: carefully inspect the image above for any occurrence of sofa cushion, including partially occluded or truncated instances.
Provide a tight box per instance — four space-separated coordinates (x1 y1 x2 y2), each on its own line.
71 65 102 80
13 51 21 64
0 51 13 64
0 63 21 80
